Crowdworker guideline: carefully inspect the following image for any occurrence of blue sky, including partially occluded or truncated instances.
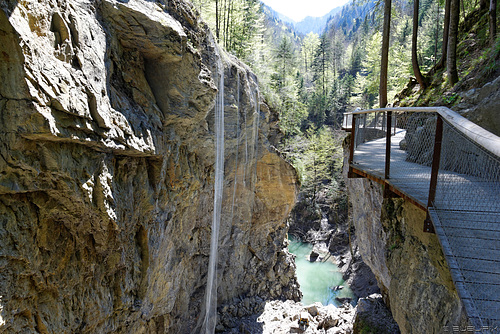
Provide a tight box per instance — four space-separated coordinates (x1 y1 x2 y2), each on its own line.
260 0 350 22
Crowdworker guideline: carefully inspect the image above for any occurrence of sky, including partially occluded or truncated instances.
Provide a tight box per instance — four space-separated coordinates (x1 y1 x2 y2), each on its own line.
260 0 350 22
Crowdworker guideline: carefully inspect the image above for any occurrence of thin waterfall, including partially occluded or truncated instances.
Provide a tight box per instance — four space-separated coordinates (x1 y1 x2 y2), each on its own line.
243 74 249 188
243 85 260 229
253 89 260 182
201 57 224 334
229 72 240 224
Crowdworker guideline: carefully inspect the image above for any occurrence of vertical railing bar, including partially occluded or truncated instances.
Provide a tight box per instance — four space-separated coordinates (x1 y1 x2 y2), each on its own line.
349 115 356 165
363 113 367 133
393 113 396 135
385 111 392 179
424 114 443 233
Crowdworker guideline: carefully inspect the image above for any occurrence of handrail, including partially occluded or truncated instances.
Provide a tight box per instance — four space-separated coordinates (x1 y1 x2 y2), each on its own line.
344 106 500 330
436 107 500 157
346 107 500 157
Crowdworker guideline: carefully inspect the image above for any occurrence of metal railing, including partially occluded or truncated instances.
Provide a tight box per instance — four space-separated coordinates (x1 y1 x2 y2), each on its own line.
344 107 500 331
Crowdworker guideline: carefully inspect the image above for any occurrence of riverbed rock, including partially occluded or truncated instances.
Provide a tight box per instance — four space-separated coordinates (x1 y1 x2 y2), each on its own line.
353 294 400 334
308 250 320 262
0 1 299 332
256 300 356 334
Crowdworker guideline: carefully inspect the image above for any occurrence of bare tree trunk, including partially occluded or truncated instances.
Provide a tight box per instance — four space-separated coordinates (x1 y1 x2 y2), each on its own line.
215 0 220 41
225 0 232 48
447 0 460 85
437 0 451 70
222 0 227 47
490 0 497 44
412 0 426 89
380 0 392 108
461 0 466 22
434 1 440 66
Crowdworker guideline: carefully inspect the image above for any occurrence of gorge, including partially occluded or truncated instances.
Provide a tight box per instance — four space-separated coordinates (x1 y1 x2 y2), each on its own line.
0 0 299 332
1 0 499 333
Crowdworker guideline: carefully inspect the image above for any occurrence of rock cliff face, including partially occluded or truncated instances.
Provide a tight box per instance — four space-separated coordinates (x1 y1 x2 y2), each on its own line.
343 139 470 333
0 0 299 332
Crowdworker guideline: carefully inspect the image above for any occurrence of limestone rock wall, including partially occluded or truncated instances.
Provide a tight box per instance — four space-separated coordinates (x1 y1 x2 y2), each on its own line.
0 0 299 333
343 137 469 333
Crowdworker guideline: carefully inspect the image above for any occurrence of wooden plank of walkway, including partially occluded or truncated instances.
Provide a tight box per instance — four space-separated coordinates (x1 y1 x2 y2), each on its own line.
352 129 500 329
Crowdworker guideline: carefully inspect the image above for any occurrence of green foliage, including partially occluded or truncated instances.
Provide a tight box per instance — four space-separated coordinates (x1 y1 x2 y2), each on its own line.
280 127 345 204
193 0 496 204
442 93 460 104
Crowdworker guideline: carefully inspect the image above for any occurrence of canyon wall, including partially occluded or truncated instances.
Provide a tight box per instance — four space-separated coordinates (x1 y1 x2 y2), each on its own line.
343 138 470 333
0 0 299 332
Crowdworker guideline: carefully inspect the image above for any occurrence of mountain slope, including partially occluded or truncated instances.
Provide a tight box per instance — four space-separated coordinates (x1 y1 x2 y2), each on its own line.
294 7 343 35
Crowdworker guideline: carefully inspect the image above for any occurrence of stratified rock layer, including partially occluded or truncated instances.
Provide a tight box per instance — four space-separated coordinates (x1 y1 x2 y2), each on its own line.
0 0 299 332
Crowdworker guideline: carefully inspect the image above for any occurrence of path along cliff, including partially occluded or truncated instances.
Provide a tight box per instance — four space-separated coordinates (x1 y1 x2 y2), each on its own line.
0 0 300 332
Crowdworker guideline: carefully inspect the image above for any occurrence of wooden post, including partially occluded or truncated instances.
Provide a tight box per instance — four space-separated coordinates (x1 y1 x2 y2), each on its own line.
424 115 443 233
385 111 392 180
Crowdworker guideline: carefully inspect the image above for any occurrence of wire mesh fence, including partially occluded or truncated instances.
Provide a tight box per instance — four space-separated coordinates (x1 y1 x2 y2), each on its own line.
346 107 500 331
432 118 500 331
351 110 436 198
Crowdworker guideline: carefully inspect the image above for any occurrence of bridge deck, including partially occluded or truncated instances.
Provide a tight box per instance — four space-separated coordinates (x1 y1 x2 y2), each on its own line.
351 130 500 329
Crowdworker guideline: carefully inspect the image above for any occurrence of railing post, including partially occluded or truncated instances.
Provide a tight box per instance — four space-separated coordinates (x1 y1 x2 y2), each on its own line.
424 115 443 233
348 115 357 178
384 111 392 180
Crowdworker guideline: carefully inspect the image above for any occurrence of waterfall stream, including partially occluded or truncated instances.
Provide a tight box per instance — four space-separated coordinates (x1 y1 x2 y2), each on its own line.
201 57 225 334
229 72 240 225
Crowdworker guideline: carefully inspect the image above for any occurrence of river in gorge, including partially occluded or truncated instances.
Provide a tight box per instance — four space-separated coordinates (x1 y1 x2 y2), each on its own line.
288 236 356 307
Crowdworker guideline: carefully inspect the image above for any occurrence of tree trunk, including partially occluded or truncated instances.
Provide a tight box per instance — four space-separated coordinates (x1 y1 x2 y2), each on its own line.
223 0 228 47
437 0 451 69
461 0 466 22
412 0 426 89
447 0 460 85
215 0 220 41
434 1 440 66
380 0 392 108
490 0 497 44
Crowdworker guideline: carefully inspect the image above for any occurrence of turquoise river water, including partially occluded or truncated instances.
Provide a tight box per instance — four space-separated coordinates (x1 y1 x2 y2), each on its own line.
288 237 356 306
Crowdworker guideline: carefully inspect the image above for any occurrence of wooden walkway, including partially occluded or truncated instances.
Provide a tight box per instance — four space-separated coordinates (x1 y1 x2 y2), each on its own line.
351 129 500 329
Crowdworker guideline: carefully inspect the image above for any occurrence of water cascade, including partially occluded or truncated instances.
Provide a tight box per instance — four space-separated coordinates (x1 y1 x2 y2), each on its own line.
229 72 241 224
253 90 260 182
201 57 225 334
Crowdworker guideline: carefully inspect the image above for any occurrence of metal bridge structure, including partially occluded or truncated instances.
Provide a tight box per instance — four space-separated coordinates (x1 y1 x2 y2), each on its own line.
343 107 500 331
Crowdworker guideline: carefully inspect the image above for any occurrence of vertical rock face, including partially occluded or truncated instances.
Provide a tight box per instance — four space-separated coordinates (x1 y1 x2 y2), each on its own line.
0 1 299 333
343 138 469 333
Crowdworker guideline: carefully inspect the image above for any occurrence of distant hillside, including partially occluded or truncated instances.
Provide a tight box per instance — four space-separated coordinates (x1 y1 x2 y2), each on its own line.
261 3 344 35
324 0 376 37
294 7 343 35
